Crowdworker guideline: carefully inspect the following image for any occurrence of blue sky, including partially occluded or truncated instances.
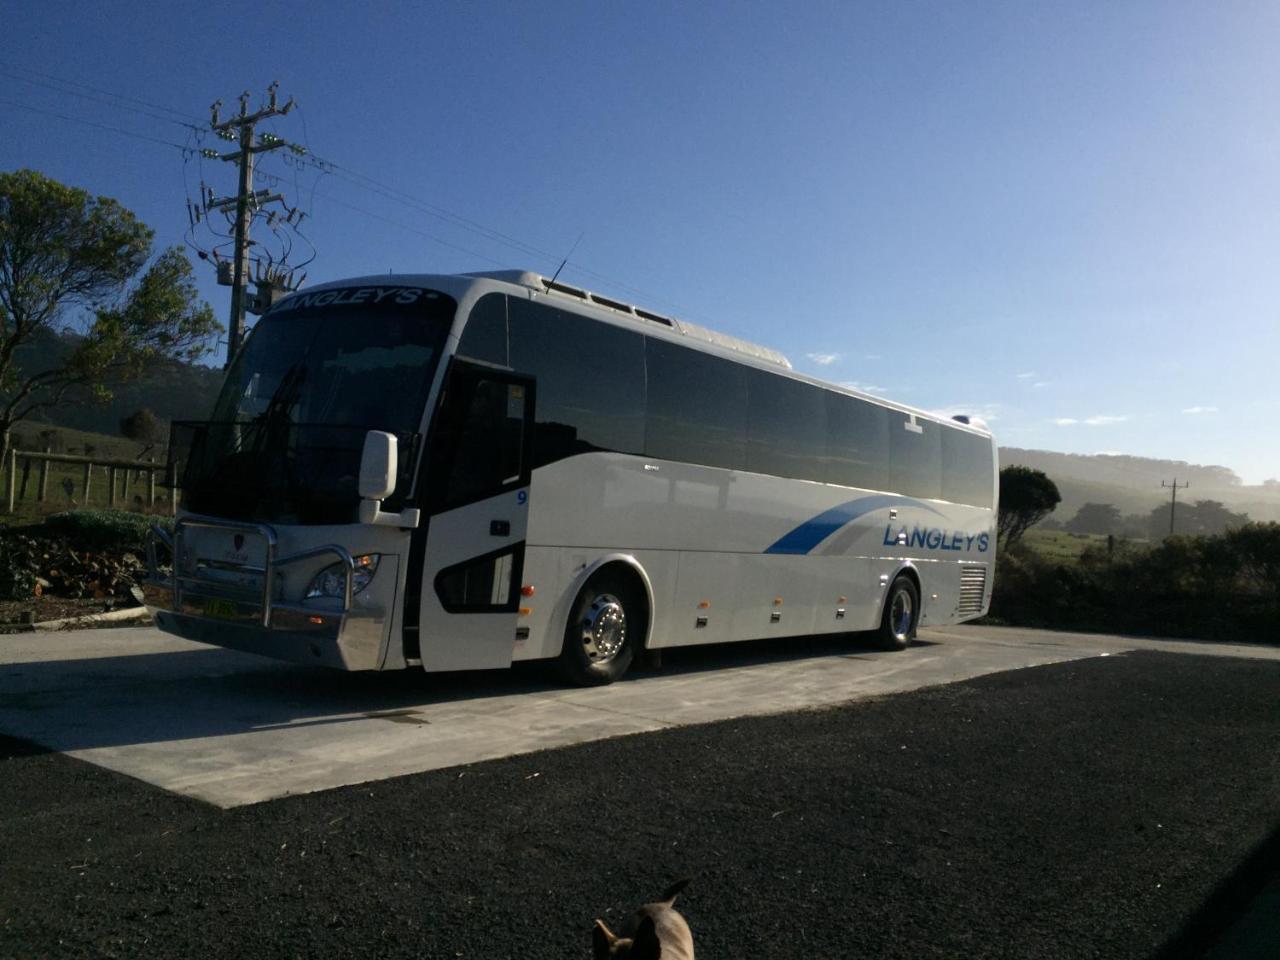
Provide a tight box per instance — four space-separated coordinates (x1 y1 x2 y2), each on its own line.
2 1 1278 482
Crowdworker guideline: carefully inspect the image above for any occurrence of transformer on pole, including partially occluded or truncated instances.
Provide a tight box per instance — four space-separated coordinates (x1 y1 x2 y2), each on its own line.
202 82 308 367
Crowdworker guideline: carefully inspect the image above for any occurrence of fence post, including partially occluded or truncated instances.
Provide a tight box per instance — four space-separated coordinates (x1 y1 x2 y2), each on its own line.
82 462 93 504
168 462 177 516
5 448 15 514
108 466 117 507
121 465 130 504
147 457 156 507
37 446 51 502
18 453 32 501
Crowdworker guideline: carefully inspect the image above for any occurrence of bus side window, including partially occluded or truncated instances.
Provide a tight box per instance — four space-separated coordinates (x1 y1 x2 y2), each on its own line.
508 298 645 466
889 414 942 500
645 337 747 470
747 369 827 481
942 427 994 508
435 545 523 612
826 392 890 491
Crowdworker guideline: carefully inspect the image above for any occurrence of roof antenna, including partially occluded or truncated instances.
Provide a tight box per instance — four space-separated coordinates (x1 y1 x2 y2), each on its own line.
547 232 584 287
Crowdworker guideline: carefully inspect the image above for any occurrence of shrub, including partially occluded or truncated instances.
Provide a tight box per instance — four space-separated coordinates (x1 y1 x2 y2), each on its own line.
988 523 1280 643
0 533 38 600
39 509 173 550
1228 523 1280 599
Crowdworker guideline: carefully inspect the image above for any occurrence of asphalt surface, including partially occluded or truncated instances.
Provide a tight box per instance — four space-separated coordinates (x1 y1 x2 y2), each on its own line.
1 649 1277 959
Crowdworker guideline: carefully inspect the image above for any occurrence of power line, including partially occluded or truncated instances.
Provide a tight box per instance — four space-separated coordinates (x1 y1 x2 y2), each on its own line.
0 97 192 152
303 155 690 314
6 65 696 317
0 67 204 134
321 162 563 265
8 59 560 275
311 190 511 269
0 59 203 125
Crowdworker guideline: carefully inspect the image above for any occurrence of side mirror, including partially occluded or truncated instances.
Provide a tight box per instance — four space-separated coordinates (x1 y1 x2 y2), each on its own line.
359 430 398 500
357 431 420 529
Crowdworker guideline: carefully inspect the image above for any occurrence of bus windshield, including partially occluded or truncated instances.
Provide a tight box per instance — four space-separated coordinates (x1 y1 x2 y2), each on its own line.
179 286 456 524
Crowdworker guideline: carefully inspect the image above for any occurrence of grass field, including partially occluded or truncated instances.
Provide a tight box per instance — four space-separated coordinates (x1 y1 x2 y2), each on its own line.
1020 527 1152 561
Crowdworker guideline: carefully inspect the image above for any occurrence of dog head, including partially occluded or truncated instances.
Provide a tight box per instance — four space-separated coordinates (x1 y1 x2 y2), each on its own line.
592 880 693 960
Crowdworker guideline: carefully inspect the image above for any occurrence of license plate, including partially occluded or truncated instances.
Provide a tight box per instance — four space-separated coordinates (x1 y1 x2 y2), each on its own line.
204 597 239 620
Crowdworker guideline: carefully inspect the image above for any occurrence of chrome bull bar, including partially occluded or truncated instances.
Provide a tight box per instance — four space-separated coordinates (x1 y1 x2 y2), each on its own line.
145 516 355 628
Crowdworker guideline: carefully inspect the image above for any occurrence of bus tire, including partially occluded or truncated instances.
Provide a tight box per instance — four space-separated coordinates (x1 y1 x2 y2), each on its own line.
877 575 919 651
557 570 642 686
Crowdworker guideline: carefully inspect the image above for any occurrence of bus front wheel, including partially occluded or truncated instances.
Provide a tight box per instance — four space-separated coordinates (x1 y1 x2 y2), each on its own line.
877 575 919 651
558 571 642 685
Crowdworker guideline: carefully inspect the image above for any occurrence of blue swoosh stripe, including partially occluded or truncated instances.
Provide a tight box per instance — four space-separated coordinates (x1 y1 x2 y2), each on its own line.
764 494 940 555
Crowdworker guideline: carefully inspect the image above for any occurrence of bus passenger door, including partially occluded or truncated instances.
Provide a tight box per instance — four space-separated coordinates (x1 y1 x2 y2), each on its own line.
416 362 535 671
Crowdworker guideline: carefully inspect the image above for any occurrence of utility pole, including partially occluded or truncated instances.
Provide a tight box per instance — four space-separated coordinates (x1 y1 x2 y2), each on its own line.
1162 478 1189 536
208 83 296 367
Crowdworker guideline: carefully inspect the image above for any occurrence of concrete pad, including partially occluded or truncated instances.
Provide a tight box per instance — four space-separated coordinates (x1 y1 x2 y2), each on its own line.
1 624 1276 808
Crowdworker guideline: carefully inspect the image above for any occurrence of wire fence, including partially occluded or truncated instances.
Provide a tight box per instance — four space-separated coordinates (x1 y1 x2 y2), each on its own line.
4 448 177 517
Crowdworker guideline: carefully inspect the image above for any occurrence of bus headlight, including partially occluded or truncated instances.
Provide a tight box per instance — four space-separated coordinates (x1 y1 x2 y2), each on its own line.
305 554 380 600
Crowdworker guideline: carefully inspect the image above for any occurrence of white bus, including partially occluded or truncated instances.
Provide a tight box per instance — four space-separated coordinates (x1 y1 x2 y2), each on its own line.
145 270 996 684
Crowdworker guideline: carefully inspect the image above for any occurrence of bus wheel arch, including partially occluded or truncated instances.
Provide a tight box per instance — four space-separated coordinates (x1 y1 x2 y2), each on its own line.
556 556 653 686
877 563 922 651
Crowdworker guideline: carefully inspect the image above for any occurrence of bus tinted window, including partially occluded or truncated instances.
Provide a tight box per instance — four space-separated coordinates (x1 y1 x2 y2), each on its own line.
456 292 508 366
460 292 993 507
889 414 942 500
825 392 890 491
942 427 994 507
645 337 747 470
508 298 645 465
747 369 827 480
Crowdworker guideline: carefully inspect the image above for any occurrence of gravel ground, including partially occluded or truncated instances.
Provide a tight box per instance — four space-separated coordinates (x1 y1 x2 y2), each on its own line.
1 649 1277 959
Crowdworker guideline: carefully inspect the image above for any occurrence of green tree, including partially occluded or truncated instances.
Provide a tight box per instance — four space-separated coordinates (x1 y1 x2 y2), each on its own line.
120 406 164 456
0 168 220 466
1065 502 1122 536
998 465 1061 549
1147 498 1249 538
1228 522 1280 599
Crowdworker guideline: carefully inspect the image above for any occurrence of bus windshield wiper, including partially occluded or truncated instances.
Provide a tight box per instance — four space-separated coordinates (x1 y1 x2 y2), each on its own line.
252 362 308 449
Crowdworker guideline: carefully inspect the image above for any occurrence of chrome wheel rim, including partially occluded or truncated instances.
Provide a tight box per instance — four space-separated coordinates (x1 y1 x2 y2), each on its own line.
580 593 627 663
890 588 913 641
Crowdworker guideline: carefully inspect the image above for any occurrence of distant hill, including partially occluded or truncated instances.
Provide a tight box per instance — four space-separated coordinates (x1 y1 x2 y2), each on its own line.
999 447 1280 524
12 327 223 447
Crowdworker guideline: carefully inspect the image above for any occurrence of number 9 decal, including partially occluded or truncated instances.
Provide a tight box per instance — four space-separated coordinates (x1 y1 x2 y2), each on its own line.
517 490 528 505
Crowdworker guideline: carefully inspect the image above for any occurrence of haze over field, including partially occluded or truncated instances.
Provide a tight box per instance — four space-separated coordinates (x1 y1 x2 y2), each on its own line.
2 3 1277 482
1000 447 1280 525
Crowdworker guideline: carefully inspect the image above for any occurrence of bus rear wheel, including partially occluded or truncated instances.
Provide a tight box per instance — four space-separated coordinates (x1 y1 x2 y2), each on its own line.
877 575 919 651
558 570 642 686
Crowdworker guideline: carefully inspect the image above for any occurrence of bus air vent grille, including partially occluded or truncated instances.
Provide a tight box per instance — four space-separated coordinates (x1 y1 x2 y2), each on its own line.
958 566 986 615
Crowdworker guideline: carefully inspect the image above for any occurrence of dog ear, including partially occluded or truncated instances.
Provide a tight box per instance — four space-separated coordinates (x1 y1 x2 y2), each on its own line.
658 878 690 906
593 919 620 959
630 915 662 960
